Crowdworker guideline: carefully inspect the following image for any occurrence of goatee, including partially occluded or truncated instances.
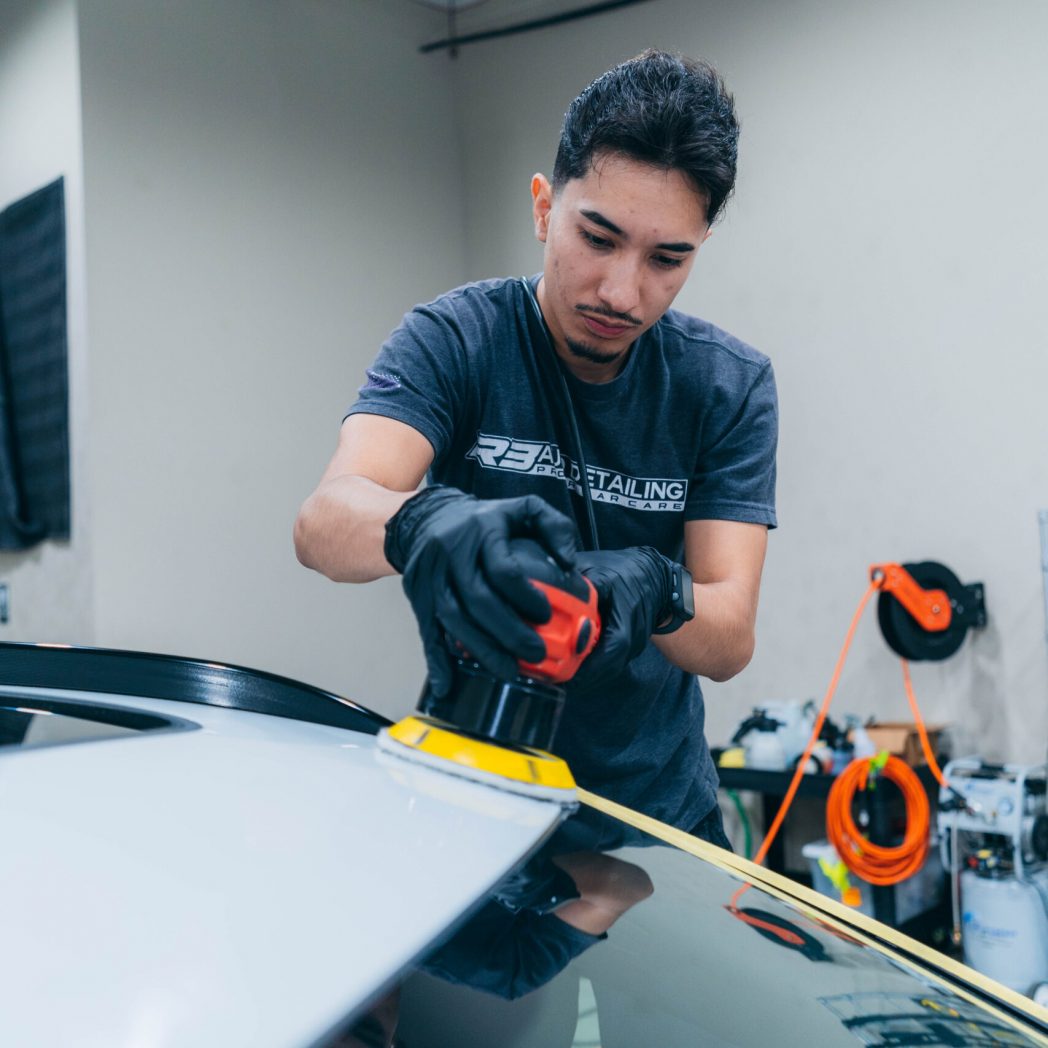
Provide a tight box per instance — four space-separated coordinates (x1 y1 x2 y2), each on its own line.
565 337 623 366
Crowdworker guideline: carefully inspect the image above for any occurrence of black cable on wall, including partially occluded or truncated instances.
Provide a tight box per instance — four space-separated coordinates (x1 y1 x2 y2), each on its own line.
420 0 656 54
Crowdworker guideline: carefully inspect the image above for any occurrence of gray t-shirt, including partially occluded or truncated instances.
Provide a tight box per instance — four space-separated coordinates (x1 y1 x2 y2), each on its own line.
348 276 778 828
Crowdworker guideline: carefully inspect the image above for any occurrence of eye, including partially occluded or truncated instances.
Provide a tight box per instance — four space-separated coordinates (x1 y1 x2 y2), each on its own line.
653 254 685 270
579 229 613 250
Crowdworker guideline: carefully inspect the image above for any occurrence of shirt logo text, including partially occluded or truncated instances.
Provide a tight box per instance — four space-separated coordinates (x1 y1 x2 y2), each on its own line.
466 433 686 512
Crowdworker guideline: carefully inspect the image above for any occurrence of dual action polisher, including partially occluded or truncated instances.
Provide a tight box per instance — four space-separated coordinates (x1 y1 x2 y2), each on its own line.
377 539 601 802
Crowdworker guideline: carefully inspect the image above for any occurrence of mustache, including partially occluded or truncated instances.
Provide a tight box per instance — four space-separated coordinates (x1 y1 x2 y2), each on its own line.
575 304 642 327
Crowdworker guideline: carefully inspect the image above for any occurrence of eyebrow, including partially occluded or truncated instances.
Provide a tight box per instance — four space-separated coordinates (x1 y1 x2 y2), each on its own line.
580 209 696 253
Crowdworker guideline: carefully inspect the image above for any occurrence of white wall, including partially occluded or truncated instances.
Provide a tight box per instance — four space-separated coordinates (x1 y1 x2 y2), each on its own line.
6 0 1045 762
446 0 1048 763
0 0 93 643
76 0 465 713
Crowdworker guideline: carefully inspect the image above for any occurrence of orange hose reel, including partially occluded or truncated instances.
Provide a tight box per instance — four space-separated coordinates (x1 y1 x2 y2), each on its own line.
872 560 986 662
751 563 984 891
870 563 953 633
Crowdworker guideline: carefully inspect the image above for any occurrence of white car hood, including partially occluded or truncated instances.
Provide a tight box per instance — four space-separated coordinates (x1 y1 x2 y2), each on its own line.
0 687 564 1047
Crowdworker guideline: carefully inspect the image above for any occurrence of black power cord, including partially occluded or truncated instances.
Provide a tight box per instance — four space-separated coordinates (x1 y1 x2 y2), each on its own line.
518 277 600 551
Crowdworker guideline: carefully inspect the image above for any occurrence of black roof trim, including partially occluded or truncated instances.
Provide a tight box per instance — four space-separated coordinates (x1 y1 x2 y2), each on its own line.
0 642 389 735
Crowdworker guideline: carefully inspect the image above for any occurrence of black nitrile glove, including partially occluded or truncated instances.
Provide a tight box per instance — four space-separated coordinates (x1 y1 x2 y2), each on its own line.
385 486 578 696
492 851 581 915
570 546 676 688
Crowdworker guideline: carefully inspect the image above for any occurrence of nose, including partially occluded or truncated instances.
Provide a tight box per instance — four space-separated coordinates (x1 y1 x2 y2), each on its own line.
595 256 641 318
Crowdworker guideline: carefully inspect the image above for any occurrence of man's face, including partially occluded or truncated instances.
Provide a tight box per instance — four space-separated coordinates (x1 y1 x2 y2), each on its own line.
532 152 711 383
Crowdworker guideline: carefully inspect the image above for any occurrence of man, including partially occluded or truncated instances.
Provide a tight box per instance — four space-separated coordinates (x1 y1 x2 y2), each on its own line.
295 50 777 845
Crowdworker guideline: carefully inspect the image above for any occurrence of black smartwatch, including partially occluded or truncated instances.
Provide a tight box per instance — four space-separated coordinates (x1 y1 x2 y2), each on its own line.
652 562 695 635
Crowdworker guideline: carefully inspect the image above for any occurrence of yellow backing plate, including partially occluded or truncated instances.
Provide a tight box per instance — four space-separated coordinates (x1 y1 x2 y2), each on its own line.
379 715 576 800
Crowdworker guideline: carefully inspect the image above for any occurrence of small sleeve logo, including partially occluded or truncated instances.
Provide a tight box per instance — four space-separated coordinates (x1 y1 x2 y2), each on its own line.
361 369 402 392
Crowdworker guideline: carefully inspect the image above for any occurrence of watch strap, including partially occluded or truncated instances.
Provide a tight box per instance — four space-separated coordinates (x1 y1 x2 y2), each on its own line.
652 562 695 635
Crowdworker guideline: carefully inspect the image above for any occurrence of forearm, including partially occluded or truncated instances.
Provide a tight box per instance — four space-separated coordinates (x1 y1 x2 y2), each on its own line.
294 474 416 583
652 579 756 681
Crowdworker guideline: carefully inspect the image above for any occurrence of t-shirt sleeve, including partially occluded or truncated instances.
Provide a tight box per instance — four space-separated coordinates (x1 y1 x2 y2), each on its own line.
686 360 778 528
344 300 470 464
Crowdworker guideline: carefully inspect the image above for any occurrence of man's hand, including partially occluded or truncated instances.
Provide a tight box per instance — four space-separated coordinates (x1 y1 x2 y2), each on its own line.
570 547 677 688
384 487 578 696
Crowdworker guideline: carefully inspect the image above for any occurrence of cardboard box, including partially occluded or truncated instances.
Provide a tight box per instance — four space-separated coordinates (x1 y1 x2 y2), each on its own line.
865 722 945 767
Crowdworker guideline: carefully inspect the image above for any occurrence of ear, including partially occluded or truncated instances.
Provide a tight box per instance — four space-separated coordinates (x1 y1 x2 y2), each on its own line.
701 226 714 244
531 173 553 243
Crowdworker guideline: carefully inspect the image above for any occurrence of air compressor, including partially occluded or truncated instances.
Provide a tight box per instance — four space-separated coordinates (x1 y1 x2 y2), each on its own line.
937 759 1048 997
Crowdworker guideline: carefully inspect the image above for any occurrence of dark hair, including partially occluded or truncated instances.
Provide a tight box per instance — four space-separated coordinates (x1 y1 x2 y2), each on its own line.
552 50 739 224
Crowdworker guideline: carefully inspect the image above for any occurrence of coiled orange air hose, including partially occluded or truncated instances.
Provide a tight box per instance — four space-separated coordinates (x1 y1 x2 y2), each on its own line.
826 753 930 884
824 659 951 884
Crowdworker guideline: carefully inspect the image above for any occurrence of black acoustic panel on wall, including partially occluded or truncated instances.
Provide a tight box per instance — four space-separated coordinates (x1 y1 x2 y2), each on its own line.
0 177 70 549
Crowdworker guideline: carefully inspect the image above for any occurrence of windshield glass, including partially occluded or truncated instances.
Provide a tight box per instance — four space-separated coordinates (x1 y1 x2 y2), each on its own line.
341 798 1046 1047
